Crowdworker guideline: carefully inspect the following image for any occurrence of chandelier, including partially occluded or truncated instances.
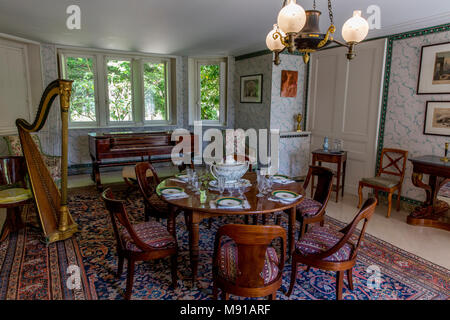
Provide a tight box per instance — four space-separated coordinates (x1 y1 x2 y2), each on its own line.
266 0 370 64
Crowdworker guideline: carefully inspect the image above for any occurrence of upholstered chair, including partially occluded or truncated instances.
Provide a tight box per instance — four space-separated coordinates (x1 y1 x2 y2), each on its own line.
358 148 408 217
101 188 178 300
212 224 286 300
287 198 377 300
3 135 61 184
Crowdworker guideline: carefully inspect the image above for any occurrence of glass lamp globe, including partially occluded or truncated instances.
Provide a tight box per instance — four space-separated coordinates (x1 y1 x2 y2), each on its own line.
277 0 306 34
266 24 285 51
342 10 369 43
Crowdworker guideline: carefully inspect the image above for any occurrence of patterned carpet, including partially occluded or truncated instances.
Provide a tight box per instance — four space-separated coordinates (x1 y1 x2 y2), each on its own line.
70 185 450 300
0 205 96 300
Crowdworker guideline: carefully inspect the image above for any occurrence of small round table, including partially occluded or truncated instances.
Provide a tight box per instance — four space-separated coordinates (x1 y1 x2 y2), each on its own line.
156 172 305 285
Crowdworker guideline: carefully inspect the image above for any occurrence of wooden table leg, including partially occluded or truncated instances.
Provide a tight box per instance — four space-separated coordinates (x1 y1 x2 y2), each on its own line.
342 160 347 198
335 160 341 202
288 206 296 258
189 211 201 287
167 205 176 239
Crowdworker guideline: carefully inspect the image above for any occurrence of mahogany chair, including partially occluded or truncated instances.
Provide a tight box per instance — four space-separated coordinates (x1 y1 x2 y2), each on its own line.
135 162 172 222
358 148 408 218
212 224 286 300
101 188 178 300
0 156 33 242
273 166 333 238
287 198 377 300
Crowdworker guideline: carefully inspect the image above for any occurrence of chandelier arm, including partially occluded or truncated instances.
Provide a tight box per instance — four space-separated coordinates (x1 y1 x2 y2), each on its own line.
327 0 334 26
332 39 350 48
317 25 336 48
274 31 289 47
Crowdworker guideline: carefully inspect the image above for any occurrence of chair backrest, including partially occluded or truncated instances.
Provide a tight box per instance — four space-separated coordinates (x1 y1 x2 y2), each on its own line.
101 188 153 252
4 135 42 156
0 156 27 187
377 148 408 182
213 224 286 288
303 165 334 204
315 198 377 262
135 162 160 203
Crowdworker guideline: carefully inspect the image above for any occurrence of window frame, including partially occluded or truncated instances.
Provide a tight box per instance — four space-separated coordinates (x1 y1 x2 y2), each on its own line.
104 55 135 125
59 51 100 128
58 48 175 129
141 57 171 125
189 57 228 126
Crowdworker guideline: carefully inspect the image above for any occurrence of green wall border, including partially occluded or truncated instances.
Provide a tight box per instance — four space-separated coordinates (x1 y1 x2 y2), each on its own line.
375 23 450 175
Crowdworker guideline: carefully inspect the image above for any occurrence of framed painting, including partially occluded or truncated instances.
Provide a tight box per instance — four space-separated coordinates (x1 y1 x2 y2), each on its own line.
417 42 450 94
281 70 298 97
240 74 262 103
424 101 450 136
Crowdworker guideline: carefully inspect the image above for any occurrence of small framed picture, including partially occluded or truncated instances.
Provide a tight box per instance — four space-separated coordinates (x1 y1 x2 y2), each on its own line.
240 74 263 103
417 42 450 94
424 101 450 136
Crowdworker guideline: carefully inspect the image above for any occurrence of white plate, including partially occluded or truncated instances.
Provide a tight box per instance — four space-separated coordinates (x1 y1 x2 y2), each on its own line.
271 190 300 201
216 197 243 208
160 187 184 195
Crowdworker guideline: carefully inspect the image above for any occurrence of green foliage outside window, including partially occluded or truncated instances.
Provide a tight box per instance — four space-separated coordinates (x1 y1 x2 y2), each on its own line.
107 59 133 121
200 64 220 121
65 57 96 122
144 62 167 121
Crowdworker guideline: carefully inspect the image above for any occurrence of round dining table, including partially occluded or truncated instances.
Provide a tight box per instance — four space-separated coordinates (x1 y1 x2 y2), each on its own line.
156 172 305 285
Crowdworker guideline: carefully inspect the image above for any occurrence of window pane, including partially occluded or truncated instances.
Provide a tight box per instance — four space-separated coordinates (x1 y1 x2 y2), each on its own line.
65 56 96 122
144 62 167 121
200 64 220 121
107 59 132 122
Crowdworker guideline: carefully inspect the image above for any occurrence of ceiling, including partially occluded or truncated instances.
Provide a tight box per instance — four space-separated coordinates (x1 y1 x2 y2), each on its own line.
0 0 449 56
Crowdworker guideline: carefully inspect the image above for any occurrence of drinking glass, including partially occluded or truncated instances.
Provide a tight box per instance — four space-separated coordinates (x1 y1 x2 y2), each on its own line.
256 177 266 197
193 177 200 195
218 176 226 197
237 179 246 198
186 168 193 189
266 175 273 192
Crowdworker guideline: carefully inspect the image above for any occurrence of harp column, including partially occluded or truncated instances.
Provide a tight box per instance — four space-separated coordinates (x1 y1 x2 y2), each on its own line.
58 80 72 232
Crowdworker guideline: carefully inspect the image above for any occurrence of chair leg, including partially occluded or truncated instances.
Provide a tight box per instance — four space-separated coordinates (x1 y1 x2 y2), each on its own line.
125 259 135 300
374 189 379 204
306 266 311 273
269 292 277 300
387 192 393 218
244 215 249 224
208 218 213 229
287 257 299 297
357 183 363 208
336 271 344 300
221 291 229 300
319 219 325 227
252 215 258 225
170 254 178 289
299 219 307 239
275 214 281 226
346 268 354 291
117 254 124 278
184 211 191 229
396 188 402 211
262 214 267 225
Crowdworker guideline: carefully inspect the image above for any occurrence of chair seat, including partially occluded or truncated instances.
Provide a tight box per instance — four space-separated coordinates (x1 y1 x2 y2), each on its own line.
361 176 400 188
295 226 353 262
120 220 176 252
218 241 279 284
0 188 32 205
297 198 322 217
122 166 154 179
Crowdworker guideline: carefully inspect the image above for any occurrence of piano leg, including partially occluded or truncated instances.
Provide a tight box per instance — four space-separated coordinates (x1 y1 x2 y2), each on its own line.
91 160 102 191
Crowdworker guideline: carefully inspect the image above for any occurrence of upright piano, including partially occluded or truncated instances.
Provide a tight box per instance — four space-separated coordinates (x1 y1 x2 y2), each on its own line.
89 131 195 190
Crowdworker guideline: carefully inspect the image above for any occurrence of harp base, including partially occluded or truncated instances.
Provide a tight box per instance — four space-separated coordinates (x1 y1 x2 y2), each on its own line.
45 223 78 244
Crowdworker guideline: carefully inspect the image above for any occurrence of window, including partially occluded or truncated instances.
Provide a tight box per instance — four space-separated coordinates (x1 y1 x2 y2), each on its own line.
189 58 227 125
106 58 133 122
62 55 97 124
143 61 168 121
59 49 173 128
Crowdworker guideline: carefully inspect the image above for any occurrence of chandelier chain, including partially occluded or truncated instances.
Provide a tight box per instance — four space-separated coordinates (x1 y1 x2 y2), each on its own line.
313 0 316 10
328 0 334 25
